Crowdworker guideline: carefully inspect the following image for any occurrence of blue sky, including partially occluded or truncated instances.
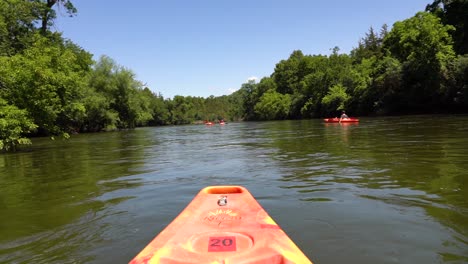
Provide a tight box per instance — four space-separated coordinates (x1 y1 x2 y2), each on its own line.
54 0 430 99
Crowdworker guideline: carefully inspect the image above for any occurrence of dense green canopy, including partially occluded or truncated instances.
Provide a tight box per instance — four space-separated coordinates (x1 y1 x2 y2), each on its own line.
1 0 467 151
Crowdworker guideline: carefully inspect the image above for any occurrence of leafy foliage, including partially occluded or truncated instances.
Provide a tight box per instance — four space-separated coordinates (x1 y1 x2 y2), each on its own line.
321 84 350 113
0 99 37 151
0 34 91 135
254 90 291 120
426 0 468 55
384 12 456 111
38 0 77 33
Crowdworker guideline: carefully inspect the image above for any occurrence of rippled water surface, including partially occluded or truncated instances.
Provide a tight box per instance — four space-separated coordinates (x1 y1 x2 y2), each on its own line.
1 115 467 264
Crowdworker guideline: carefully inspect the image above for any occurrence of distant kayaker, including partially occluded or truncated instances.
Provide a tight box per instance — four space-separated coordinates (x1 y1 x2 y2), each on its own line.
339 111 349 123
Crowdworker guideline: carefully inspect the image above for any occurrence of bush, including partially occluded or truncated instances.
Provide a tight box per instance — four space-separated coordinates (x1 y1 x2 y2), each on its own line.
0 99 37 151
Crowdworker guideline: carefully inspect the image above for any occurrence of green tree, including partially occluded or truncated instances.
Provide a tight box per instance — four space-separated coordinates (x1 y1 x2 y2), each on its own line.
296 55 330 117
140 88 170 126
272 50 304 95
170 96 194 125
39 0 77 34
236 79 258 120
447 55 468 109
80 86 119 132
299 48 357 117
383 12 456 111
254 90 291 120
0 0 41 55
0 99 37 151
226 90 245 121
86 56 120 130
88 56 152 129
426 0 468 55
112 68 144 128
153 94 171 125
205 95 232 121
366 56 403 114
321 84 350 114
351 25 388 64
0 34 91 136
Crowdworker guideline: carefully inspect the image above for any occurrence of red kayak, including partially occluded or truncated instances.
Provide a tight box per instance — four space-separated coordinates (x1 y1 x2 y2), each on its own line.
323 117 359 123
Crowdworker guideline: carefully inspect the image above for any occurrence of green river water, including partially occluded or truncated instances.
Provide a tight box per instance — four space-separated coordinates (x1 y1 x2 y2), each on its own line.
0 115 467 264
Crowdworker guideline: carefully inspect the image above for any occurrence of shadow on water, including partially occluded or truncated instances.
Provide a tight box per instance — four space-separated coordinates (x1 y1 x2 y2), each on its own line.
0 116 467 264
0 130 149 263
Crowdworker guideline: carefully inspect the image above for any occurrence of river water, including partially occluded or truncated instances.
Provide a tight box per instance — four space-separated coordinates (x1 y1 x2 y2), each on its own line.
0 115 467 264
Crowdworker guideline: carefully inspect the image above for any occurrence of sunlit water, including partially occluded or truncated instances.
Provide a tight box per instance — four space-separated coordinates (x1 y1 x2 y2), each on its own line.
1 115 467 264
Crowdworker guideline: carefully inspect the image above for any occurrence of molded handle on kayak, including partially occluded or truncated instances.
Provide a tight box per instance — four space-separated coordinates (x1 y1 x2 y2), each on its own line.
204 185 245 194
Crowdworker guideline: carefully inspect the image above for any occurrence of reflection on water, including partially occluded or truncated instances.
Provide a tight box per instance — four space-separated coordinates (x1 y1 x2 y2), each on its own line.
0 116 467 264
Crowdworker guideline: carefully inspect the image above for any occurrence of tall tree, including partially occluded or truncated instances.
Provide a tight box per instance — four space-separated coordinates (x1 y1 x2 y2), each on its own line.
445 55 468 110
351 25 387 63
426 0 468 55
236 79 258 120
39 0 77 34
0 34 91 135
272 50 304 95
0 0 41 55
383 12 456 111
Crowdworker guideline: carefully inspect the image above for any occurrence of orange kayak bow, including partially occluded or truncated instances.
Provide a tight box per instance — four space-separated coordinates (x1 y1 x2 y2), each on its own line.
130 185 313 264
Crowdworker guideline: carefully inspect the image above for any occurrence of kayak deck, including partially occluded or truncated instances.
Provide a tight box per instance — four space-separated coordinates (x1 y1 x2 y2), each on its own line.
129 186 313 264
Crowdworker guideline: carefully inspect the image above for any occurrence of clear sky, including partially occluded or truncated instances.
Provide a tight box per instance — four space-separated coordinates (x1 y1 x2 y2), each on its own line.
54 0 430 99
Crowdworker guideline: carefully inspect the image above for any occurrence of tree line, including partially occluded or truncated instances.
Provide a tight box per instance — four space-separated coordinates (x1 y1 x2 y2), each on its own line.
0 0 236 151
234 0 467 120
1 0 467 151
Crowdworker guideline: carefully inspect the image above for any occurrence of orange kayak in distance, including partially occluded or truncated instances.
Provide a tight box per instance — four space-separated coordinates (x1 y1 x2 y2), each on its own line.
129 186 313 264
323 117 359 123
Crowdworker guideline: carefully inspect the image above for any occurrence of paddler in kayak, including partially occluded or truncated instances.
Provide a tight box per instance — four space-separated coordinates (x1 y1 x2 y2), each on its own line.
339 111 349 123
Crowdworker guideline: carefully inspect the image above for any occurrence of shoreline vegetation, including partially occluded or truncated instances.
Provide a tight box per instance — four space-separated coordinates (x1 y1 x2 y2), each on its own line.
1 0 467 151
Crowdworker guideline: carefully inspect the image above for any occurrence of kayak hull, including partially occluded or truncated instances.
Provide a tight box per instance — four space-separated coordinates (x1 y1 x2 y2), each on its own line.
129 186 313 264
323 117 359 123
